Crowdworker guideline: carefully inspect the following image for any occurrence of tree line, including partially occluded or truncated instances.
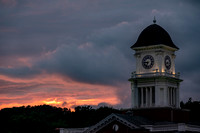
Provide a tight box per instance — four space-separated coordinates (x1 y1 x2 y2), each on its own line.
0 98 199 133
0 105 120 133
180 98 200 122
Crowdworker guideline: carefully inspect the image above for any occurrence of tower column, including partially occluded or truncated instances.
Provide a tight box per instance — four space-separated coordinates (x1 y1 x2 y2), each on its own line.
170 87 173 106
135 84 138 108
150 87 152 107
145 87 148 107
155 85 159 107
173 87 176 106
172 87 174 106
168 87 171 106
176 84 180 108
163 86 168 106
169 87 171 106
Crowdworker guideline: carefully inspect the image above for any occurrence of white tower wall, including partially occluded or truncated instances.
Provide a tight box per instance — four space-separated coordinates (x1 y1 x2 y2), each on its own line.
129 45 182 109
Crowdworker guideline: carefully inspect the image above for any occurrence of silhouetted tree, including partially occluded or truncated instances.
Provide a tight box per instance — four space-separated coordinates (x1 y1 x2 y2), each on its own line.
180 98 200 121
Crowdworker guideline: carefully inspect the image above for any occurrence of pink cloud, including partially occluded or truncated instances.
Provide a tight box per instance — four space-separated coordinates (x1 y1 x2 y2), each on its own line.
0 73 121 109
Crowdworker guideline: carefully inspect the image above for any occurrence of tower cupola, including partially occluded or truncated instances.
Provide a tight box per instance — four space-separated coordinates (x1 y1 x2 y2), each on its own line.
131 24 179 50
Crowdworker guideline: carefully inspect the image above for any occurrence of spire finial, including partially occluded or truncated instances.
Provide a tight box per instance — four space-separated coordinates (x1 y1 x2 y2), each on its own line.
153 16 156 24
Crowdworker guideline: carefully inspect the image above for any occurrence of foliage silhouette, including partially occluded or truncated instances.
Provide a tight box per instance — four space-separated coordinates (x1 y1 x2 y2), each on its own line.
180 98 200 121
0 105 120 133
1 99 200 133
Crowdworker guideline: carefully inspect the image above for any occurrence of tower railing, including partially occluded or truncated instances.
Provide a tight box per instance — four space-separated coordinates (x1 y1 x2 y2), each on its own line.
131 71 180 79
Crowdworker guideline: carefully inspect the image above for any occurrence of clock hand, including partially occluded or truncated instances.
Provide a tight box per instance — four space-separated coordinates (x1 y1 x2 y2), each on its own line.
144 61 150 65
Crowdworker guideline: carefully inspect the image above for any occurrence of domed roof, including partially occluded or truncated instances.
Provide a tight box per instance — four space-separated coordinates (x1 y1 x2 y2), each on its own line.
131 24 179 49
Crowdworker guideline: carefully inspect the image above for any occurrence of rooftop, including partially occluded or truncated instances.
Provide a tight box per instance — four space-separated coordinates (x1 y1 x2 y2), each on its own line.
131 23 179 50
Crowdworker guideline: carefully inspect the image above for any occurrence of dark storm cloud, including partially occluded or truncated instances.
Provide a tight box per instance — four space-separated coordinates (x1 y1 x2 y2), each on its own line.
37 42 131 85
0 0 200 107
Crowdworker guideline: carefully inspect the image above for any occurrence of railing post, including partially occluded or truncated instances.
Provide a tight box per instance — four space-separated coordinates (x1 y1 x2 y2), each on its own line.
131 72 134 78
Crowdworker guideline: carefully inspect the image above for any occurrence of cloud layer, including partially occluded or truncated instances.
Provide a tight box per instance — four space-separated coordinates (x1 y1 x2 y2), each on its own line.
0 0 200 109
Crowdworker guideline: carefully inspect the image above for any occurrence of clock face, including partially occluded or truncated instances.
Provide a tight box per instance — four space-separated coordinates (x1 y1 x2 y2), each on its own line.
165 55 171 70
142 55 154 69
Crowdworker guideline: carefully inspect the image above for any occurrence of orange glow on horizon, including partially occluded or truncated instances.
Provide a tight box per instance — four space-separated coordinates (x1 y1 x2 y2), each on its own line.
43 98 61 105
0 73 122 110
0 97 120 110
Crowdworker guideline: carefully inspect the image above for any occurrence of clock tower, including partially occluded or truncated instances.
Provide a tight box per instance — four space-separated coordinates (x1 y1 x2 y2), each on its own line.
129 20 183 108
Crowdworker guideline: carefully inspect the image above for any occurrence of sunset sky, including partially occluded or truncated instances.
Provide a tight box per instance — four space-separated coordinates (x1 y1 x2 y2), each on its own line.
0 0 200 109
